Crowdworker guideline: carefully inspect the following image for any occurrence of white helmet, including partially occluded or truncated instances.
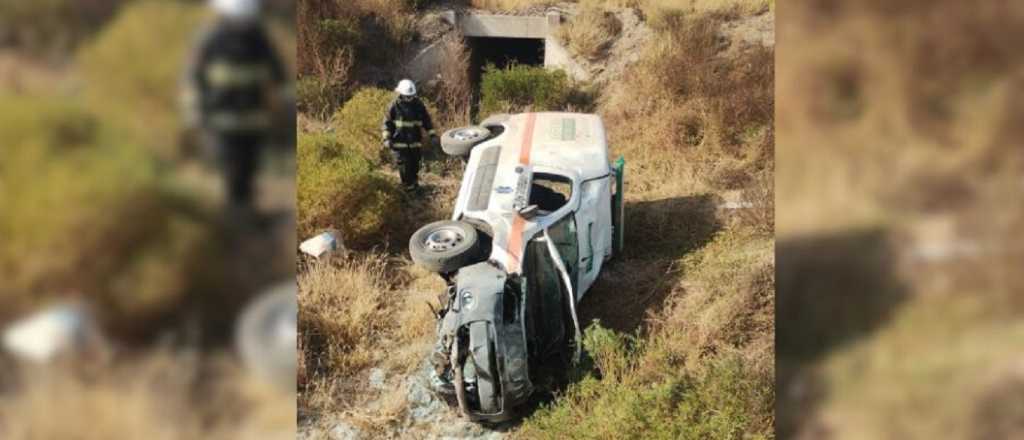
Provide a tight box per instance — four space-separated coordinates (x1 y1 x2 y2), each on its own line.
395 79 417 96
211 0 261 20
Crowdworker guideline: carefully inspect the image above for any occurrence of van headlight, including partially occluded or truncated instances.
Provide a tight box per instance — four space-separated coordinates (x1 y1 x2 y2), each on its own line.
461 290 475 310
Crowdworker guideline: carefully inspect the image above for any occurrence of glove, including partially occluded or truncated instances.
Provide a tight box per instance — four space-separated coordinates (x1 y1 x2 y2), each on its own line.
383 139 392 149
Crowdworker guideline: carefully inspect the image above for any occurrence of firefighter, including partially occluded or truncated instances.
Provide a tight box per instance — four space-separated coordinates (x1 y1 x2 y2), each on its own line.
382 79 438 192
181 0 286 212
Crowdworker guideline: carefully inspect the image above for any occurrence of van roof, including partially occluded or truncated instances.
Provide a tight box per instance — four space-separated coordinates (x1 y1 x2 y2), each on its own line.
493 112 610 181
454 112 612 274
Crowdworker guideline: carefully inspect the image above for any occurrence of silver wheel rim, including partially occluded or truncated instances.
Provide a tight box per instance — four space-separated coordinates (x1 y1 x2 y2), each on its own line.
424 227 465 252
451 128 485 141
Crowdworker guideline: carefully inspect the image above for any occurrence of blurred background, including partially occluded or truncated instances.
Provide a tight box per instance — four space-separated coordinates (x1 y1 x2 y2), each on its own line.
776 1 1024 439
0 0 297 438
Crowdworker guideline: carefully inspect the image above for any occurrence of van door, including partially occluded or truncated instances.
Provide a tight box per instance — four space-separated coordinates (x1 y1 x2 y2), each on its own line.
576 178 612 298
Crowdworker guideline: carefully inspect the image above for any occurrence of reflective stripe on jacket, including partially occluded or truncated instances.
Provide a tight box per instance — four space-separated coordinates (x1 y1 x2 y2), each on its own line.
381 97 435 148
184 19 285 135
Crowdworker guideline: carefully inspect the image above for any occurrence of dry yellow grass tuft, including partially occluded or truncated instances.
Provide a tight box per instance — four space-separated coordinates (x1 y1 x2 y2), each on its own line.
558 5 623 61
0 351 294 440
297 254 442 415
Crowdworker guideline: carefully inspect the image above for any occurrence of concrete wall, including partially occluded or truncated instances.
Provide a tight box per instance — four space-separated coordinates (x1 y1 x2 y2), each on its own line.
405 11 588 86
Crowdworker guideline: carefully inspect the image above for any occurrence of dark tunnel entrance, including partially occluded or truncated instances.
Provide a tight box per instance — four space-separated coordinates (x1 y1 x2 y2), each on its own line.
468 37 545 118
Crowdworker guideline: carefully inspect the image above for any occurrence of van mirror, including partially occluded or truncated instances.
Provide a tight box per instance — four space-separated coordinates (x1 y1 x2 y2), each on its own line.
518 204 539 219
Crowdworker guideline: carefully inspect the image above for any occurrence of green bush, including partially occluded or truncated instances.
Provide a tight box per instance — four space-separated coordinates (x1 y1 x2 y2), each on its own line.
76 1 207 161
297 75 353 120
479 64 571 116
297 132 400 246
0 96 211 327
331 88 439 162
517 323 773 440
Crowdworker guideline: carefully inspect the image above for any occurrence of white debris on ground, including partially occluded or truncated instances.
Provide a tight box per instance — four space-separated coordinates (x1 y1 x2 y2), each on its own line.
1 302 104 363
300 230 346 259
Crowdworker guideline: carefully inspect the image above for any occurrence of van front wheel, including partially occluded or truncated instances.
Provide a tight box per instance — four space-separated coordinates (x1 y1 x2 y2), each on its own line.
409 220 480 273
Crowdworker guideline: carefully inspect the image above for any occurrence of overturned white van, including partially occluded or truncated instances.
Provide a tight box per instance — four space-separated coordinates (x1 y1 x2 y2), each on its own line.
409 112 625 422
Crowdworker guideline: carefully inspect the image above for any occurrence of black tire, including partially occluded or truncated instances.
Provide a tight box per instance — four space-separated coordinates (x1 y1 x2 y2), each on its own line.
480 113 510 128
409 220 480 273
470 321 500 414
235 281 297 391
441 125 491 157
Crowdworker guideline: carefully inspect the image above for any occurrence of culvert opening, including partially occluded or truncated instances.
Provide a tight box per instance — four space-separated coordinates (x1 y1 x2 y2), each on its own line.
468 37 545 117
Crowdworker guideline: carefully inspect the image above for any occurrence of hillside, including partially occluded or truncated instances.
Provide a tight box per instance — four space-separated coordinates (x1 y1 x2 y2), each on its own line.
296 1 775 439
0 2 297 438
776 1 1024 438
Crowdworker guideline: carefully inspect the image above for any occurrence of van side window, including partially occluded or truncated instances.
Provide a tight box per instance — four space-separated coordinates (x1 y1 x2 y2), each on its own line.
530 173 572 214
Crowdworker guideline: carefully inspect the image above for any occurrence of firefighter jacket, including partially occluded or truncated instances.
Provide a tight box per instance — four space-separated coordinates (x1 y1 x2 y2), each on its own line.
183 19 285 135
381 97 435 148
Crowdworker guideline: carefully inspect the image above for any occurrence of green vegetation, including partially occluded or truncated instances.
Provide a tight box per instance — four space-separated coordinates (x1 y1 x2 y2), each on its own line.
479 64 572 116
76 1 207 161
330 88 437 162
0 95 213 329
518 228 774 439
296 132 400 246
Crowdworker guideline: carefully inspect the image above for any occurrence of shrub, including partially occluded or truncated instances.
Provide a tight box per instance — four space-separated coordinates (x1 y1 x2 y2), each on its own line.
297 0 417 120
0 96 211 329
296 132 400 246
517 324 773 440
76 1 207 161
558 5 622 61
298 2 360 119
479 64 572 116
601 11 773 192
331 88 439 162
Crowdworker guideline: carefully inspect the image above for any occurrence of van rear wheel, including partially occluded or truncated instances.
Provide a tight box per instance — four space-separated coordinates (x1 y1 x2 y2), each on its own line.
441 126 491 157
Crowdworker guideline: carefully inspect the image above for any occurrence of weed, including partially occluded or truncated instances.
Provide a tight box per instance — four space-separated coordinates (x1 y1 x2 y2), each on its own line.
296 131 401 246
479 64 572 116
558 5 623 61
76 1 207 161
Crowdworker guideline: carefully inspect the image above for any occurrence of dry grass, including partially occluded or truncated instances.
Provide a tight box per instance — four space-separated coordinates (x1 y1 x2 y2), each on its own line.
516 6 775 438
776 0 1024 438
432 32 472 127
297 3 775 437
298 255 441 415
558 5 623 61
297 0 417 120
602 11 773 192
0 351 294 440
298 256 395 403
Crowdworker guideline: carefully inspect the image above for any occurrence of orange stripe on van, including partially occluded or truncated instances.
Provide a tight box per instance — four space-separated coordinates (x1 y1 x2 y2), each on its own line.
506 113 537 273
